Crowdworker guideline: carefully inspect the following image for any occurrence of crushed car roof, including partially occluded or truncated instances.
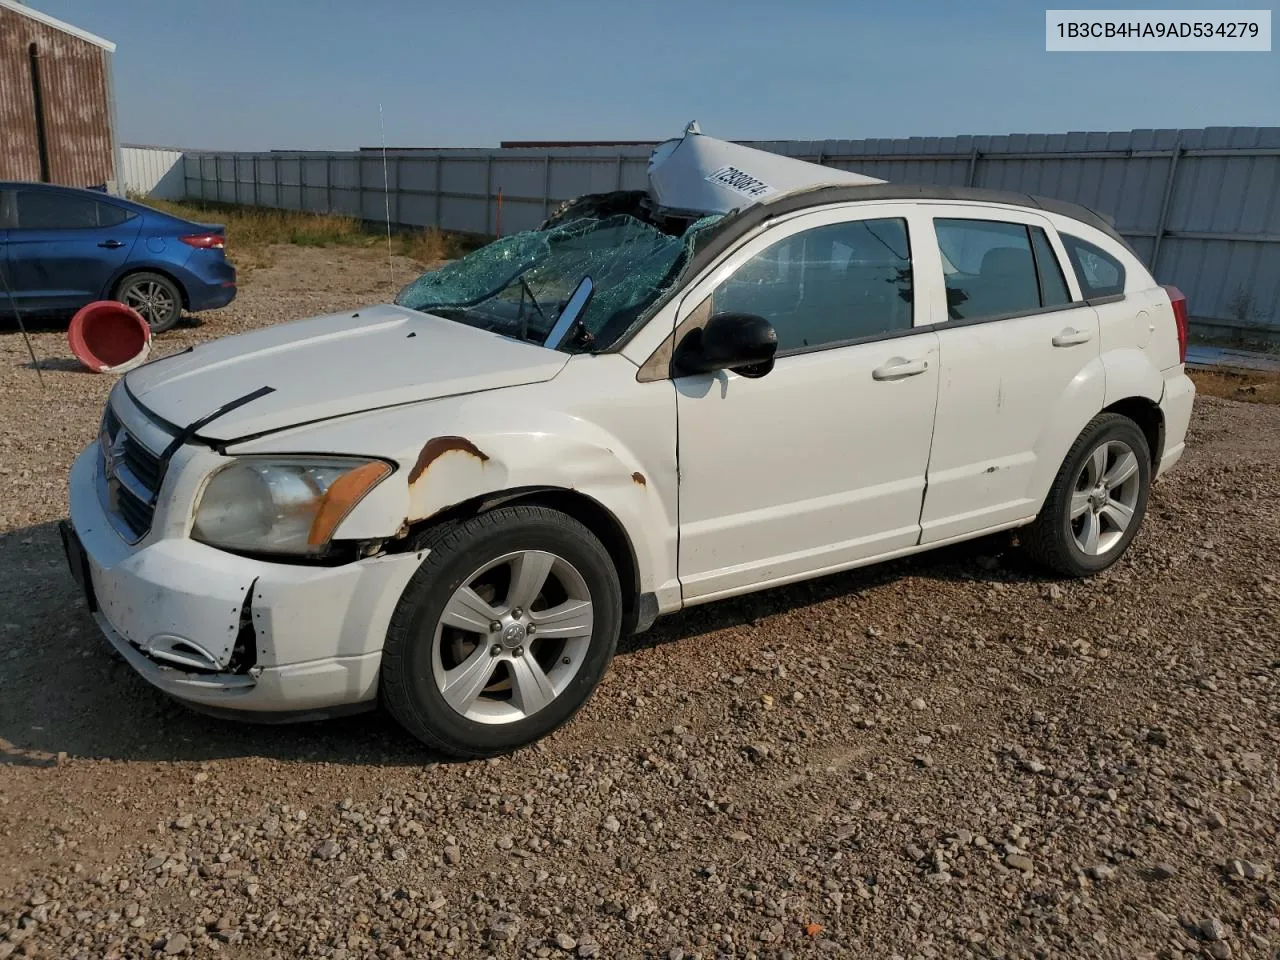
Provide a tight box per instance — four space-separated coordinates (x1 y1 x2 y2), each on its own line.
646 123 884 216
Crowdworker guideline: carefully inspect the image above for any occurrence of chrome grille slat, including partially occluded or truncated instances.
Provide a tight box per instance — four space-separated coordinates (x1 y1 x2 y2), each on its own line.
114 484 153 534
121 437 163 492
113 461 155 506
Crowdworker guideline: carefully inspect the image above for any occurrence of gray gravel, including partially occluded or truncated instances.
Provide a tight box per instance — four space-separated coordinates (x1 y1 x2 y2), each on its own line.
1 246 1278 959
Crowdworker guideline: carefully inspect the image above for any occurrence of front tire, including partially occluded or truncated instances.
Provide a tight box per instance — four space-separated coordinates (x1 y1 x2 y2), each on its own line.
1022 413 1152 577
114 271 183 333
380 505 621 757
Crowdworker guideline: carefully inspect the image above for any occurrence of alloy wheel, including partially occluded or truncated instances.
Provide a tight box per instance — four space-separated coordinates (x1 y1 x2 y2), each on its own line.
1069 439 1141 556
431 550 594 724
123 280 177 329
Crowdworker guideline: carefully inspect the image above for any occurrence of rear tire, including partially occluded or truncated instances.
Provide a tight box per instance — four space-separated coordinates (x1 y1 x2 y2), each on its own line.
1022 413 1151 577
114 271 183 333
380 505 621 757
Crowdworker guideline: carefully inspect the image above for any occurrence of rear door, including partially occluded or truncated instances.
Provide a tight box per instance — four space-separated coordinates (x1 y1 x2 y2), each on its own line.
6 189 142 312
918 206 1103 542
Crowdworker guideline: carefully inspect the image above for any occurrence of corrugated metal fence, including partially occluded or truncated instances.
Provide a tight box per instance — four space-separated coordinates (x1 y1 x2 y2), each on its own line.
170 127 1280 339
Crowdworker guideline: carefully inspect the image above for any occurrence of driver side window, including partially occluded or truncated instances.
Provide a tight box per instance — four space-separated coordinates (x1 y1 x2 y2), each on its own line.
709 218 913 353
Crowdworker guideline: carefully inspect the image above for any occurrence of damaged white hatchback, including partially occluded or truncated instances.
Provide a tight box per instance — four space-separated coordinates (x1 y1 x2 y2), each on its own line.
63 131 1195 756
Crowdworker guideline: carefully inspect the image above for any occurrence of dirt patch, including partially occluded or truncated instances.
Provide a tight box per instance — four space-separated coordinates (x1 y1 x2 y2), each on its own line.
1190 367 1280 404
1 254 1277 959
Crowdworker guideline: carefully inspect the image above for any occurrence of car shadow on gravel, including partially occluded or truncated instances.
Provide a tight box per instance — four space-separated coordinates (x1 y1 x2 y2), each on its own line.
0 520 1056 767
619 532 1057 655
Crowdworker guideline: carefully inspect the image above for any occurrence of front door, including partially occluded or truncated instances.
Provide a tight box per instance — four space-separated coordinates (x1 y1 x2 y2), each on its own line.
674 206 942 602
6 189 141 313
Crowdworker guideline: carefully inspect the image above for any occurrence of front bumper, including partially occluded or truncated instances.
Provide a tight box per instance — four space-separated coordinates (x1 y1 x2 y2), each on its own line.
67 444 422 715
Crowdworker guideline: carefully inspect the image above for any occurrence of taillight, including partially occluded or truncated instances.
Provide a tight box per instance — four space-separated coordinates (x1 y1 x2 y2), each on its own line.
1162 285 1189 364
180 233 225 249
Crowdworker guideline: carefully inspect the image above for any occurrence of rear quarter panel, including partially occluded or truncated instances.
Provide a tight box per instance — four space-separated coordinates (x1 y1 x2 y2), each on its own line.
1042 214 1176 403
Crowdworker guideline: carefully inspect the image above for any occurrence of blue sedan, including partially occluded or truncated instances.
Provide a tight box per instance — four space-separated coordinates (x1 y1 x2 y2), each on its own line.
0 182 236 333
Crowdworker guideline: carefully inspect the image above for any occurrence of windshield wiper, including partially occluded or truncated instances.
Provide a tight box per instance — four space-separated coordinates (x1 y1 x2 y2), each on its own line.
516 275 548 342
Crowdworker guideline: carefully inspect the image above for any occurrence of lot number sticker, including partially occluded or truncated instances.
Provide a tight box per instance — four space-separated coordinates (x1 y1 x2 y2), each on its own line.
705 165 776 200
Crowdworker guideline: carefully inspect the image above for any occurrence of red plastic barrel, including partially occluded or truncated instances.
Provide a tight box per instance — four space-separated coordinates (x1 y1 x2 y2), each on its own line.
68 301 152 373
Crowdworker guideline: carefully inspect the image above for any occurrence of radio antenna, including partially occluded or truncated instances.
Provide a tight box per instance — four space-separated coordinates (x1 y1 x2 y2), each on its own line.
379 102 395 296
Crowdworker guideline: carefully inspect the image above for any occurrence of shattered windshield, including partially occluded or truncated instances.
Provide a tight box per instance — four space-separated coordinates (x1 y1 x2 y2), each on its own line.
394 213 722 352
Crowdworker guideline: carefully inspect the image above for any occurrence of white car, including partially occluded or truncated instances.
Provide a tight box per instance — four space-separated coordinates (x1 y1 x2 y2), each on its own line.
64 133 1195 756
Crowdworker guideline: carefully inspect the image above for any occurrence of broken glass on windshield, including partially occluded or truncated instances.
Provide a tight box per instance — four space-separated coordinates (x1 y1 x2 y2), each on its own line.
395 212 722 352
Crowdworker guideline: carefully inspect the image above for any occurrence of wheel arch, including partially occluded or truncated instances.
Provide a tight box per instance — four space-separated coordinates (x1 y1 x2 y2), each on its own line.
397 485 649 634
1103 395 1164 467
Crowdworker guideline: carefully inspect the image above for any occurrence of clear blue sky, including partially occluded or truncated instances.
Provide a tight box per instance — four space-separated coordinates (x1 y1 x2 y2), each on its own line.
34 0 1280 150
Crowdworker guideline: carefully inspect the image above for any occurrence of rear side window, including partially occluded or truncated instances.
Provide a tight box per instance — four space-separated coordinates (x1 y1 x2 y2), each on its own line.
97 202 134 227
935 219 1084 321
934 219 1041 321
1061 234 1126 298
15 191 135 229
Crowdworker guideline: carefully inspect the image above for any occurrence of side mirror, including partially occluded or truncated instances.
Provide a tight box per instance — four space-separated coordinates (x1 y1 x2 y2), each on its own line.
674 312 777 379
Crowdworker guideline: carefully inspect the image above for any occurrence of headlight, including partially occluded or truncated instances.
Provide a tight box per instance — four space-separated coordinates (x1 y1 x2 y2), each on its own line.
192 457 391 555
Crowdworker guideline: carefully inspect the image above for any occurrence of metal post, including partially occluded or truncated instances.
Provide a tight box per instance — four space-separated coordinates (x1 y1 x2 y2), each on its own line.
274 155 280 208
484 155 493 234
434 157 443 228
299 156 306 211
965 149 980 187
394 156 402 227
542 155 551 217
1150 137 1183 276
253 155 259 207
325 155 332 214
615 154 624 189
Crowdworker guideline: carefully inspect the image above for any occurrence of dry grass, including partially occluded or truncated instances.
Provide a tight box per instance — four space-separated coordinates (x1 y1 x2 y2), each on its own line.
133 197 465 274
1189 367 1280 404
401 226 463 263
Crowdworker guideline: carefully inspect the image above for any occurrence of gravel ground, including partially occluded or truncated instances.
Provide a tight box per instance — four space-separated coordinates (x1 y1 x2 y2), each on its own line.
1 247 1277 960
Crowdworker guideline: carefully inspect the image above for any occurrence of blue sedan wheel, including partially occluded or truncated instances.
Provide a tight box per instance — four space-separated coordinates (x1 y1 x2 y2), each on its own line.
115 272 182 333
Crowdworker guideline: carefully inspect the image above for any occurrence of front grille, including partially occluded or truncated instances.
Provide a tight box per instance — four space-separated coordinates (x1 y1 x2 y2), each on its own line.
121 434 164 491
99 406 167 542
113 481 154 536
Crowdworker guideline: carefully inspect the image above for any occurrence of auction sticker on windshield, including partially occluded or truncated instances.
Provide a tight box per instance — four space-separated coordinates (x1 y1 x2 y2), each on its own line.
705 166 776 200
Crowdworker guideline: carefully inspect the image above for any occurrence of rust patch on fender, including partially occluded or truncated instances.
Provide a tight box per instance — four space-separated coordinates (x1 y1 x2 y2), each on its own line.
408 436 490 485
631 471 647 486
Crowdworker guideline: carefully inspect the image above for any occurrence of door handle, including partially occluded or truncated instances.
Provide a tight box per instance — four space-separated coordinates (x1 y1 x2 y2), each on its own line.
1051 327 1092 347
98 239 125 249
871 357 929 381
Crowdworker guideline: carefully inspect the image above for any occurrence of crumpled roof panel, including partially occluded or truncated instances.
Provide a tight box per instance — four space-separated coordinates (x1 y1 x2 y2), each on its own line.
646 130 885 216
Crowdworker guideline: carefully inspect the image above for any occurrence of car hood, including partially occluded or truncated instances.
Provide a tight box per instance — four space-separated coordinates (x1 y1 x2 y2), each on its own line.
125 303 569 442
